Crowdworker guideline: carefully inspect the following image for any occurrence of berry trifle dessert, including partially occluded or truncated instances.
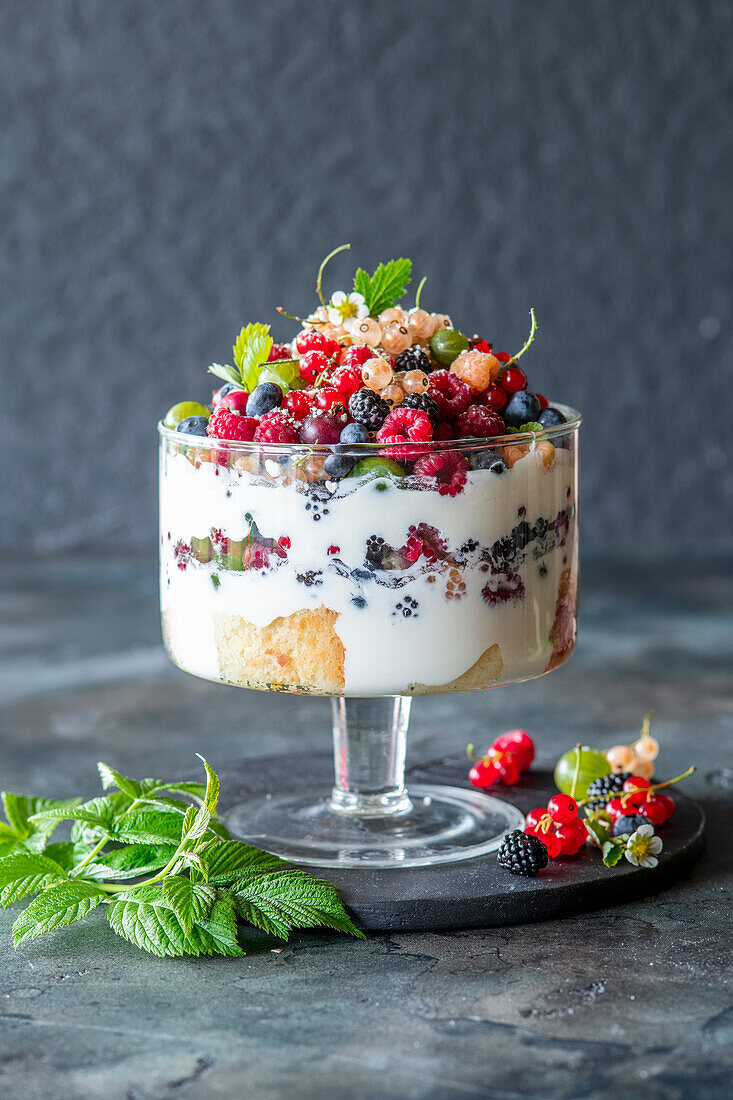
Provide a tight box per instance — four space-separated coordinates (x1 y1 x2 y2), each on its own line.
160 249 579 701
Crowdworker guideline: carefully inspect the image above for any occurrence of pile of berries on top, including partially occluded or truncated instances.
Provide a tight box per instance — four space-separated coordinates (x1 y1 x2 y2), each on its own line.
162 248 568 482
468 716 694 879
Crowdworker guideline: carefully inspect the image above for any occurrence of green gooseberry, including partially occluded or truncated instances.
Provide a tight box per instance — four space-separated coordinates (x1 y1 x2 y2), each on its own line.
429 328 470 367
163 401 211 429
349 457 406 480
553 746 611 799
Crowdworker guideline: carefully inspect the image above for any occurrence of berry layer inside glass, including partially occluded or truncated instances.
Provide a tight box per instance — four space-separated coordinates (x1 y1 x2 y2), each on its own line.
159 415 579 697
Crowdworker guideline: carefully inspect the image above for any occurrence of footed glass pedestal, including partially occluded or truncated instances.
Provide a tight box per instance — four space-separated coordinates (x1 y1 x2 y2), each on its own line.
226 696 525 868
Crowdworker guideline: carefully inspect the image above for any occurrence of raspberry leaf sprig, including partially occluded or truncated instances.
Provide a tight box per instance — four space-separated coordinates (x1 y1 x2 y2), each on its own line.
353 258 412 316
208 323 276 394
0 758 362 956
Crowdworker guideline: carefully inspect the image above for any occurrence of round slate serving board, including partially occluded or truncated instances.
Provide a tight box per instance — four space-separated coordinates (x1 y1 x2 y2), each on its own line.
218 752 705 931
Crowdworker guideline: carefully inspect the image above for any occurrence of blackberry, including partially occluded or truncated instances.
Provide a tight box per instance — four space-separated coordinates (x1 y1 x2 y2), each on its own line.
394 346 433 374
348 388 390 431
585 772 630 810
365 535 391 567
497 830 548 877
401 392 440 430
613 813 649 837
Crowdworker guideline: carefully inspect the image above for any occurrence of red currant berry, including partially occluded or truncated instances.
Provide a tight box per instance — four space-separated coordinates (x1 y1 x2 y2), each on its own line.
341 344 376 370
299 350 330 385
313 386 341 412
638 796 667 826
536 830 562 859
622 776 652 806
491 730 535 772
497 755 520 786
547 793 578 825
482 383 508 411
536 393 549 410
655 793 675 821
556 821 586 855
267 343 292 363
282 390 312 420
332 367 362 400
606 797 627 820
525 808 549 830
501 366 527 394
324 338 343 364
295 330 329 355
469 759 501 789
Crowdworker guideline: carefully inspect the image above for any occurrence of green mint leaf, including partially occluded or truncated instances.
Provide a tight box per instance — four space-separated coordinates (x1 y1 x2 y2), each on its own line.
195 755 220 815
233 323 270 370
602 840 626 867
111 809 187 847
207 362 242 387
106 883 188 957
13 881 106 946
201 839 286 885
240 334 273 392
519 421 546 434
353 267 371 303
97 763 141 799
583 816 610 849
183 893 244 957
163 877 216 935
229 869 363 940
30 795 115 831
139 778 207 804
0 852 68 907
81 843 178 881
358 259 412 316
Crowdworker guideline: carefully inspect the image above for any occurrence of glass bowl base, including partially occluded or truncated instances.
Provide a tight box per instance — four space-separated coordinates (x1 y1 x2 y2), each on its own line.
226 783 525 868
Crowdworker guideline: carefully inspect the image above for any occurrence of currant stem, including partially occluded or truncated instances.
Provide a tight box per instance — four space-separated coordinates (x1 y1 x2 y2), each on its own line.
415 276 427 310
316 243 351 307
579 765 696 809
501 308 538 372
570 743 582 801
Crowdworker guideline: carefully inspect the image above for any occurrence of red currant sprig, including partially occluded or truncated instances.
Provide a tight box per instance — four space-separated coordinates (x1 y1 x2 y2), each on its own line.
525 793 585 859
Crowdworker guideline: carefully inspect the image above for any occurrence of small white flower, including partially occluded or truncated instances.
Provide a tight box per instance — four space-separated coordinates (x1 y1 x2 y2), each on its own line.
327 290 368 327
625 824 663 868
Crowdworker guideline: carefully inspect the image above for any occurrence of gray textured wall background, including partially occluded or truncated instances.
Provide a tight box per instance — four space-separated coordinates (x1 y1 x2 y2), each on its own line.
1 0 731 551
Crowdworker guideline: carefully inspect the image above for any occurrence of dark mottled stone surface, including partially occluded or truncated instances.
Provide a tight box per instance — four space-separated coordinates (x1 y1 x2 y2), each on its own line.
1 0 731 552
0 549 731 1098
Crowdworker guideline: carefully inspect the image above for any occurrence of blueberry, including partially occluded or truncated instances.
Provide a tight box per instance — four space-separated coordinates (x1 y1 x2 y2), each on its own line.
246 382 282 418
176 415 209 436
323 448 355 479
471 451 508 474
537 406 567 429
612 813 649 837
504 391 541 429
340 421 370 444
215 382 239 402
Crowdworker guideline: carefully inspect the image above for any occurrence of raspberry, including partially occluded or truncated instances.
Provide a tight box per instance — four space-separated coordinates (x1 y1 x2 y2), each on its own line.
451 349 500 392
401 392 439 430
376 408 433 454
434 421 455 440
427 370 472 422
341 344 376 369
299 350 331 385
454 405 505 439
348 388 390 431
413 451 468 496
470 336 492 354
207 407 258 442
268 343 292 362
174 539 193 571
253 410 299 444
394 346 433 375
295 330 329 355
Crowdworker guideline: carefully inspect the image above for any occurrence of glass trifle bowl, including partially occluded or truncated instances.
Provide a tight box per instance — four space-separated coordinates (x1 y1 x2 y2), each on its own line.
159 414 580 867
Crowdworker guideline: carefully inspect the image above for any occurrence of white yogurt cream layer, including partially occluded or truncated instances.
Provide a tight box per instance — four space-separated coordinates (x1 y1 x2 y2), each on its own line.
160 444 577 695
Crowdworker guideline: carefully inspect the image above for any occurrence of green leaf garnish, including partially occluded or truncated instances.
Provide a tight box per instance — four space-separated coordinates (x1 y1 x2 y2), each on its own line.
519 421 545 434
0 759 362 957
601 840 626 867
353 258 412 316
